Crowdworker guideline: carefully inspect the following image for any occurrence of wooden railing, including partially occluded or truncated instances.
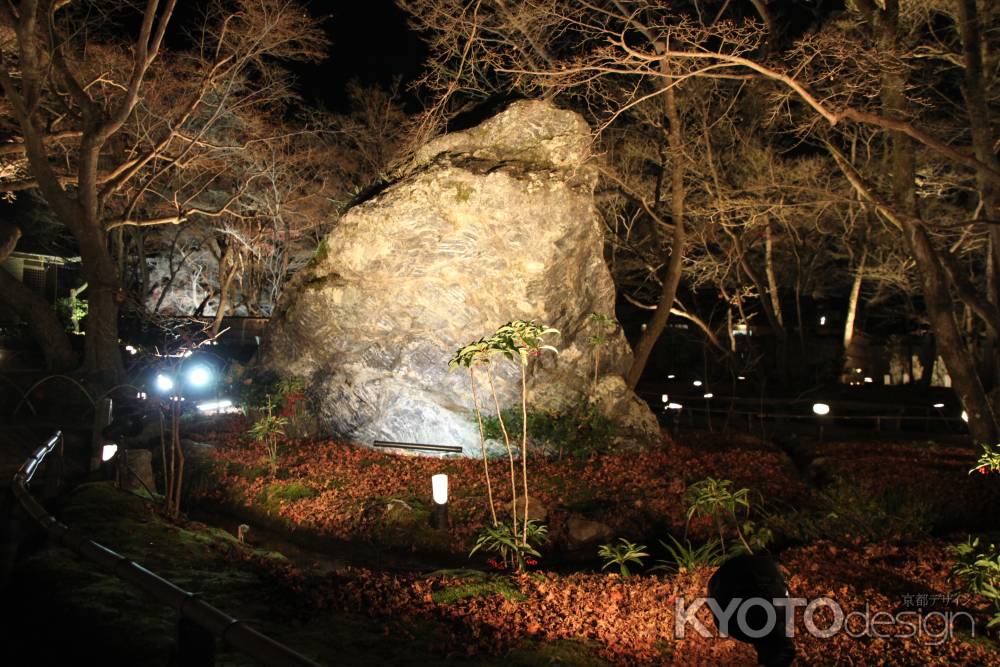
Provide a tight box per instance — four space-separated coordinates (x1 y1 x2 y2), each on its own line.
11 431 323 667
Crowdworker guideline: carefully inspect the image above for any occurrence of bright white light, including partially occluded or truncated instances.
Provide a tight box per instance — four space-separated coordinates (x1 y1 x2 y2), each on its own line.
864 377 873 383
933 403 945 409
101 443 118 462
187 365 212 388
737 376 746 380
962 410 969 423
661 394 668 403
432 474 448 505
183 350 193 358
813 403 831 416
819 316 826 325
197 399 235 413
155 374 174 393
667 402 683 410
703 393 714 399
693 380 703 387
125 344 138 355
667 374 676 379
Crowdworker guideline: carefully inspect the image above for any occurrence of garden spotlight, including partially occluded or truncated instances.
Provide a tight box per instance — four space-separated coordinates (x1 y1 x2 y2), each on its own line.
155 374 175 393
187 365 212 388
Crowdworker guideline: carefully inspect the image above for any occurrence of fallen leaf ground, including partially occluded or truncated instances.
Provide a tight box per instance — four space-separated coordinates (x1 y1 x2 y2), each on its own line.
9 423 1000 665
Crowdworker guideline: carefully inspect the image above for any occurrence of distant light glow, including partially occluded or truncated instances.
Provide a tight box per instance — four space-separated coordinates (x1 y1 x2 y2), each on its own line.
667 374 676 379
962 410 969 423
703 393 714 399
432 474 448 505
933 403 945 408
155 374 174 393
661 394 668 403
813 403 831 416
864 377 873 383
187 365 212 388
667 402 683 410
819 316 826 325
197 399 237 413
101 443 118 462
737 376 746 380
125 344 138 355
693 380 703 387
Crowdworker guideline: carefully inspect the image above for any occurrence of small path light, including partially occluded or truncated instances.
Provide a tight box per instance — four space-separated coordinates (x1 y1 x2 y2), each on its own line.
431 474 449 529
813 403 831 441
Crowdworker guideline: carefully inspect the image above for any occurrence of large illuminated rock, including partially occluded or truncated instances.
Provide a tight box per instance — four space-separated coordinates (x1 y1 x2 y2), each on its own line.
254 100 658 453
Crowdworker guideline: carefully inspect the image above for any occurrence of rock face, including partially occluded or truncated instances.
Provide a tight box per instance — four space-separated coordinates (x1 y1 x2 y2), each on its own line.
254 100 658 454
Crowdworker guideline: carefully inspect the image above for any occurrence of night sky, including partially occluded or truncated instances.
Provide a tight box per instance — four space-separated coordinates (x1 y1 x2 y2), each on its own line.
302 1 428 111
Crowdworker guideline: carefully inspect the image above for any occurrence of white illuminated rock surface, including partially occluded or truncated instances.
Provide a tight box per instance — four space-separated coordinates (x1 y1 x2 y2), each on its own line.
255 100 657 454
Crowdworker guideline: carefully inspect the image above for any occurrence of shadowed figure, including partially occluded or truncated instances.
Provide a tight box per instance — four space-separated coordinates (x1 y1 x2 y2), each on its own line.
708 554 796 667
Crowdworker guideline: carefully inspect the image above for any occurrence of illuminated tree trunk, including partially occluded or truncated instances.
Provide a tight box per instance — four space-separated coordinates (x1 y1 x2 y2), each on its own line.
842 248 866 360
874 0 998 442
626 56 686 390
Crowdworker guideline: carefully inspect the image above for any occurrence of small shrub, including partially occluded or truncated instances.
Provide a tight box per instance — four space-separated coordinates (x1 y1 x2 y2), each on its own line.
598 538 649 577
950 537 1000 630
249 396 288 476
971 443 1000 476
683 477 770 555
653 535 724 573
481 401 616 458
470 520 548 572
764 478 937 544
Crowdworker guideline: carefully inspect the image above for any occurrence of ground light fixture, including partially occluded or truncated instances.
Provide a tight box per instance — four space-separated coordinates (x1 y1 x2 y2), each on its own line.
431 474 449 529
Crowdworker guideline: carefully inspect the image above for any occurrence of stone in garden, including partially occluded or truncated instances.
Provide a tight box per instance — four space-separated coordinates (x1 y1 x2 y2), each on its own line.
254 100 659 454
510 494 548 523
120 448 156 494
565 514 613 547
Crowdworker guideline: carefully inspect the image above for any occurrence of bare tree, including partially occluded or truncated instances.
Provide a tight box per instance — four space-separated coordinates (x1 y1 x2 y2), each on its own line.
0 0 325 384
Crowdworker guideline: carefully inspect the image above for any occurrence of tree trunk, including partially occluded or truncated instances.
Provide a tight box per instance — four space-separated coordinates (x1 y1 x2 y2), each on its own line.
77 227 123 385
625 56 686 389
874 0 997 441
842 248 866 358
905 224 997 442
